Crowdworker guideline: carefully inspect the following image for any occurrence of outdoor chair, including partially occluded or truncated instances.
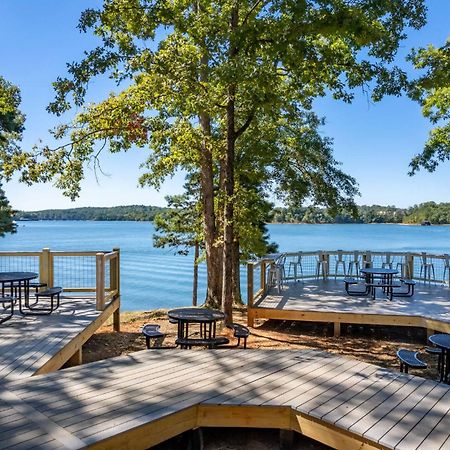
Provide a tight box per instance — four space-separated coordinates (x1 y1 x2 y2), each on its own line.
442 254 450 285
348 251 361 276
315 251 328 279
288 253 303 281
419 252 435 283
268 254 286 292
395 253 411 279
363 251 372 268
334 250 346 279
382 252 393 269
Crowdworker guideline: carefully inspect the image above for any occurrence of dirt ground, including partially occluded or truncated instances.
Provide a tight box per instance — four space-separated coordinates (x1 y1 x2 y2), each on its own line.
82 308 440 449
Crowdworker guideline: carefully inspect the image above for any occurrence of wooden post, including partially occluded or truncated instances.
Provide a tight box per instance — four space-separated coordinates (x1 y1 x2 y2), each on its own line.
110 247 120 295
96 252 105 311
247 263 254 308
407 253 414 279
280 429 294 450
112 248 121 332
260 261 266 293
40 248 52 286
334 322 341 338
66 348 82 367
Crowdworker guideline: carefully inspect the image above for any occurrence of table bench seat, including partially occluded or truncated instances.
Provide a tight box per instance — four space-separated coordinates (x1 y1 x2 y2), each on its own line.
0 295 15 324
142 324 166 348
397 349 427 374
176 337 230 349
27 287 63 315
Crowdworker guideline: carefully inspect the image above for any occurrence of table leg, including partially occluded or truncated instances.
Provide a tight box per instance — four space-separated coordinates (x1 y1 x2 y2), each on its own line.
446 349 450 383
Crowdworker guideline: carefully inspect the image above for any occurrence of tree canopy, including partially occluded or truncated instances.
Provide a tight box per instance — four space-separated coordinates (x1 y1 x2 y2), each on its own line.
408 38 450 174
0 0 427 321
0 75 23 237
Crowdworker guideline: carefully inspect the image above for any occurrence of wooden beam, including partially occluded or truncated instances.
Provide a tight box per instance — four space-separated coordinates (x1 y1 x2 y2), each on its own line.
113 301 121 332
197 405 291 429
87 406 198 450
291 410 383 450
33 296 120 376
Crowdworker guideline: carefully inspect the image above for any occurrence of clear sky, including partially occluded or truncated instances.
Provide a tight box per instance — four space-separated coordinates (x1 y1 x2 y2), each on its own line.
0 1 449 211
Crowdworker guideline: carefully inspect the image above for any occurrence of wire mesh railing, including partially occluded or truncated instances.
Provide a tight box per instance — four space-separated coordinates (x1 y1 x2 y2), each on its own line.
0 248 120 310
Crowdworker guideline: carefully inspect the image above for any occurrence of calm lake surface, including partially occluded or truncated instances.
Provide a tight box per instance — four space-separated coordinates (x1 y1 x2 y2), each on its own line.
2 221 450 311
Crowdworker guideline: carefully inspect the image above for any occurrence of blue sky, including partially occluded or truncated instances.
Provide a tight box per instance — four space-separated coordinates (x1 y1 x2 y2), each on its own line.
1 1 449 211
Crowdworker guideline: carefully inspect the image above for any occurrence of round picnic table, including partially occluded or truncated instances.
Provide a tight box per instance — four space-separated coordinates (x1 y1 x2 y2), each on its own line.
0 272 38 315
168 307 225 348
360 267 398 300
428 334 450 383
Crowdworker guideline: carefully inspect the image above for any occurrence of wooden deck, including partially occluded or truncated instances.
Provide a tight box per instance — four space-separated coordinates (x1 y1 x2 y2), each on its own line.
249 279 450 335
0 295 120 381
1 349 450 449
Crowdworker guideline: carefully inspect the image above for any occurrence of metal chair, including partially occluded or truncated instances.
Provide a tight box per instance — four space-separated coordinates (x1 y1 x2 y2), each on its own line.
334 250 346 279
288 252 303 282
268 254 286 292
316 251 328 279
419 252 435 283
442 254 450 285
382 252 393 269
395 253 411 279
348 251 361 276
363 251 372 268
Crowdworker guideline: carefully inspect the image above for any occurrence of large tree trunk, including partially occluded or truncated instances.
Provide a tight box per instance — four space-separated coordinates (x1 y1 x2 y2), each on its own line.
232 239 243 304
199 112 222 308
222 6 239 325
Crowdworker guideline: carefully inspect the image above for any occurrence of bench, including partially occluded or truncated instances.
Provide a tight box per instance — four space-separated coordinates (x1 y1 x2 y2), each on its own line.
29 281 47 293
142 324 166 348
230 323 250 349
397 349 427 374
0 295 15 324
343 278 369 296
29 287 63 314
392 279 416 297
175 336 229 349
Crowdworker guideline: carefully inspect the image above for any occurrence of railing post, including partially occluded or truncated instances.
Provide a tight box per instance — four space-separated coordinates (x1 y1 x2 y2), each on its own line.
96 252 105 311
40 248 53 286
260 261 266 293
110 248 120 296
407 253 414 279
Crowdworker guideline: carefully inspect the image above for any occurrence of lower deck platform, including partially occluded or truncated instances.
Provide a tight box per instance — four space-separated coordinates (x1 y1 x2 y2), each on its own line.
1 349 450 449
249 279 450 334
0 295 120 381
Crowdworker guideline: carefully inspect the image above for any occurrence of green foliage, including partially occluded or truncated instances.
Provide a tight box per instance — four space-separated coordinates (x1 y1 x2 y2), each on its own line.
15 205 166 221
0 75 23 237
408 38 450 173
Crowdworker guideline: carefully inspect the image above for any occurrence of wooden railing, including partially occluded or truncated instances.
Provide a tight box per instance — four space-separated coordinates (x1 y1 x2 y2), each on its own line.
0 248 121 311
247 250 450 306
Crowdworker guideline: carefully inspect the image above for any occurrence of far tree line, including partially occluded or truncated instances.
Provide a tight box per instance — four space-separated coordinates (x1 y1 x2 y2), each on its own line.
15 201 450 225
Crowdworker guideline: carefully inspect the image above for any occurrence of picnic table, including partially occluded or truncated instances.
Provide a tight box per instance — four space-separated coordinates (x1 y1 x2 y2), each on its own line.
0 272 38 315
168 307 228 349
360 267 398 300
429 334 450 383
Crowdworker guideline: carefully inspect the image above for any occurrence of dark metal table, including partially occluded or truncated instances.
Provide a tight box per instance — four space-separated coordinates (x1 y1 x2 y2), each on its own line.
168 307 225 348
360 267 398 299
429 334 450 383
0 272 38 315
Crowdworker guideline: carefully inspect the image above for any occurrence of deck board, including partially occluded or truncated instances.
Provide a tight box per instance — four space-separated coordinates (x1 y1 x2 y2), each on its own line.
2 349 450 449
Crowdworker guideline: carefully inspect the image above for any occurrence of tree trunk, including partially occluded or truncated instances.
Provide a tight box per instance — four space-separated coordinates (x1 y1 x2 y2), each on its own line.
199 112 222 308
222 6 239 325
192 242 199 306
232 239 243 304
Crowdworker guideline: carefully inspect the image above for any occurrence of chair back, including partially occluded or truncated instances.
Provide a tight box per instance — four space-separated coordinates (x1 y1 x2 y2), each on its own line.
336 250 344 262
384 252 391 264
421 252 428 264
352 251 360 261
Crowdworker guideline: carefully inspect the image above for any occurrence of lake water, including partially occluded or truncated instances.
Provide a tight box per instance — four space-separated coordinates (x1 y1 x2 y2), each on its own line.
1 221 450 311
